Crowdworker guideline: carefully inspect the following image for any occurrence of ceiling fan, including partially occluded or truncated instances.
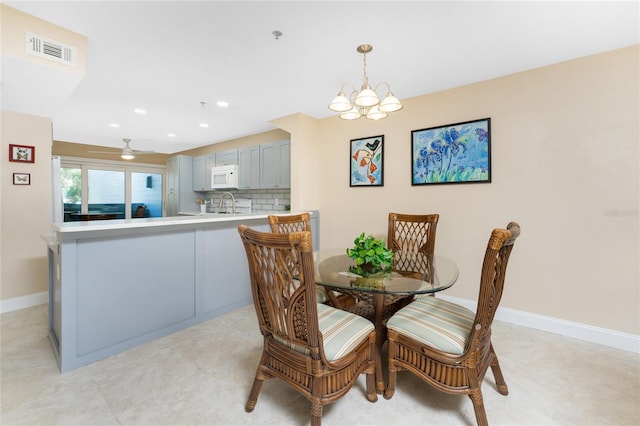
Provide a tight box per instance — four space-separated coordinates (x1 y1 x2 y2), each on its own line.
90 138 157 160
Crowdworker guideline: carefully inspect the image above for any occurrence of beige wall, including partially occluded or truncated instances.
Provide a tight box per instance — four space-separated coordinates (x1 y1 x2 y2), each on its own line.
290 45 639 335
1 111 52 300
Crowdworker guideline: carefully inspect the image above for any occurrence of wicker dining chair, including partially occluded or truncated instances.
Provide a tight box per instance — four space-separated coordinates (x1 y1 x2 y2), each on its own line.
238 225 378 426
387 213 439 278
268 213 354 308
384 222 521 426
268 212 312 235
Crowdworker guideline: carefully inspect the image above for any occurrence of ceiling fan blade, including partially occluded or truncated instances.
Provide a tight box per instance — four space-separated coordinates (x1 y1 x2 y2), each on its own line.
88 139 158 156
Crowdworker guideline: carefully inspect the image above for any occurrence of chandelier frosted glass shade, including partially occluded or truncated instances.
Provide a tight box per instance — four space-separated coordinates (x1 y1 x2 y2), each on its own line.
328 92 353 112
339 107 363 120
366 105 388 120
328 44 402 120
354 87 380 107
379 92 403 113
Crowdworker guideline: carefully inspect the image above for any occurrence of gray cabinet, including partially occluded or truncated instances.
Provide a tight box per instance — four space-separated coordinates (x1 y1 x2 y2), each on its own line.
260 140 290 189
215 149 238 166
238 145 260 189
192 154 216 191
166 155 196 216
192 156 205 191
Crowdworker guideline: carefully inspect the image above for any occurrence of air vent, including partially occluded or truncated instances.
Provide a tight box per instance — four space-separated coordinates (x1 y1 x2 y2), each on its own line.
25 32 77 66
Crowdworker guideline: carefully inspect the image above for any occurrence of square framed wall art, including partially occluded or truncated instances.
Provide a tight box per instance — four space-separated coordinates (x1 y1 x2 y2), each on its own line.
350 135 384 187
13 173 31 185
411 118 491 185
9 144 35 163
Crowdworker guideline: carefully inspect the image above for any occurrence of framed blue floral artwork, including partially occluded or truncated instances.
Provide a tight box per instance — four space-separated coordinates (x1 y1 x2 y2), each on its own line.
350 135 384 187
411 118 491 185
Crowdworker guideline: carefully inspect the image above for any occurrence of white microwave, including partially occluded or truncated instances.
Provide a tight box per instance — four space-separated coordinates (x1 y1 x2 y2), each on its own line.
211 164 239 189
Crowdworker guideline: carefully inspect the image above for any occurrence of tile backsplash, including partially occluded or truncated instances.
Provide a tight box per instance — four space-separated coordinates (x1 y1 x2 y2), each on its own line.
202 189 291 213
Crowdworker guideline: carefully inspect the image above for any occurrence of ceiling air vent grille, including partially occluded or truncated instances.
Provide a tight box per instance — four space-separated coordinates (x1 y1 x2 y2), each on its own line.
25 32 77 66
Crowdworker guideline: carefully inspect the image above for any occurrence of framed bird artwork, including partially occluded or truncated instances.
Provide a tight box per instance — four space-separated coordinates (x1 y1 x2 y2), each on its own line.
350 135 384 187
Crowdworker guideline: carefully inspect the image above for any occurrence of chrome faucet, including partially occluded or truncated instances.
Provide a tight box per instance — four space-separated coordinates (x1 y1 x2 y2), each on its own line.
218 192 236 214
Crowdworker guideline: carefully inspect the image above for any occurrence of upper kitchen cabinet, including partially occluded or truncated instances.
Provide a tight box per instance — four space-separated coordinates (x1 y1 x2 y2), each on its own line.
167 155 193 192
260 140 290 189
192 154 215 191
192 155 206 191
238 145 260 189
215 149 238 167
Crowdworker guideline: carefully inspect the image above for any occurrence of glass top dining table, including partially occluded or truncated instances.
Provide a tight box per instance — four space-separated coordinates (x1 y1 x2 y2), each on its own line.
314 249 460 393
315 251 459 296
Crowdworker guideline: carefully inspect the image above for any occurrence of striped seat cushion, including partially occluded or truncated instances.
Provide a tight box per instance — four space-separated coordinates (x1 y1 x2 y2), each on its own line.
316 286 329 304
386 297 475 355
273 304 374 362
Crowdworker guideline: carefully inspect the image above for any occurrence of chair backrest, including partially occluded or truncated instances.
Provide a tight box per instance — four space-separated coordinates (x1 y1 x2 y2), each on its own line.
134 205 147 218
268 212 311 234
469 222 521 349
387 213 439 276
238 225 321 352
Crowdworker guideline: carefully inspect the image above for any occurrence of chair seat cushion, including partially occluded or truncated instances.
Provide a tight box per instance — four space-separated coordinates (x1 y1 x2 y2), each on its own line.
316 285 329 303
317 304 374 361
386 297 475 355
274 304 374 362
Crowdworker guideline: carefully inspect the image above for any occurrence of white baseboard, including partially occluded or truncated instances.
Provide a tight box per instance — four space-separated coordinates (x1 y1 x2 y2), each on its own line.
439 294 640 354
0 291 48 314
2 291 638 353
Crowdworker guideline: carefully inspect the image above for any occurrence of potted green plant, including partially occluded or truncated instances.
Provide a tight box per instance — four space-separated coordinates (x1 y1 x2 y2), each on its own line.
346 232 394 277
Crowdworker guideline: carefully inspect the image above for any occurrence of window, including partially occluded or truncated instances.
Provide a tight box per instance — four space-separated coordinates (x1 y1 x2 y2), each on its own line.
60 158 164 221
131 172 163 218
88 169 125 217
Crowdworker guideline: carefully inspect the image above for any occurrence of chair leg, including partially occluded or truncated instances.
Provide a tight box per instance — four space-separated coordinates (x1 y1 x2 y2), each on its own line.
311 396 323 426
366 368 378 402
489 344 509 395
468 389 489 426
383 359 397 400
245 367 267 412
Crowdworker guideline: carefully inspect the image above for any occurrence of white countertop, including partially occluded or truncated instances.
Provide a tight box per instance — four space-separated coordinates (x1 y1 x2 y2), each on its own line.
51 211 315 234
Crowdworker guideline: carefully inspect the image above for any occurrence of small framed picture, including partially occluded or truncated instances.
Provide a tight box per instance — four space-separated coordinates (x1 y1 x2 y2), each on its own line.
13 173 30 185
350 135 384 187
9 144 35 163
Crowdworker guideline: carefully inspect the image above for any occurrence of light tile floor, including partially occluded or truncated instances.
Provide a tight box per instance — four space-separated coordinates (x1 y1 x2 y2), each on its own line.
1 304 638 425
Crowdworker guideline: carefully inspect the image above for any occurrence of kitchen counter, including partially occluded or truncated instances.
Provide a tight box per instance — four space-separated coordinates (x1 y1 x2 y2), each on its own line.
46 211 318 372
54 212 272 234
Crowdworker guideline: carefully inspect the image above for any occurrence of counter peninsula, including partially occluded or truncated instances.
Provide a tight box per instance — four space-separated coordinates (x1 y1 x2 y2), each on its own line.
45 211 319 372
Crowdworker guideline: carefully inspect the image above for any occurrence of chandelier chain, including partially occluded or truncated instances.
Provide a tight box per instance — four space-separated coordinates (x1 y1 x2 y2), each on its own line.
361 50 369 90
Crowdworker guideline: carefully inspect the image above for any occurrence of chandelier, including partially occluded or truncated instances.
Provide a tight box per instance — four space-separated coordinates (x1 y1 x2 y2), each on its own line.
328 44 403 120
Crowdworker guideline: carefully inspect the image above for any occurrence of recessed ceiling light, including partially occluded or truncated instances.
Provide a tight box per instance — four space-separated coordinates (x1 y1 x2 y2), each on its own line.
216 101 229 108
199 123 209 128
167 133 176 137
134 108 147 114
109 123 120 128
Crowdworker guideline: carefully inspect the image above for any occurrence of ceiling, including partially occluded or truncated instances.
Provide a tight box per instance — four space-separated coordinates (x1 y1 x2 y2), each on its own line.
2 1 638 154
